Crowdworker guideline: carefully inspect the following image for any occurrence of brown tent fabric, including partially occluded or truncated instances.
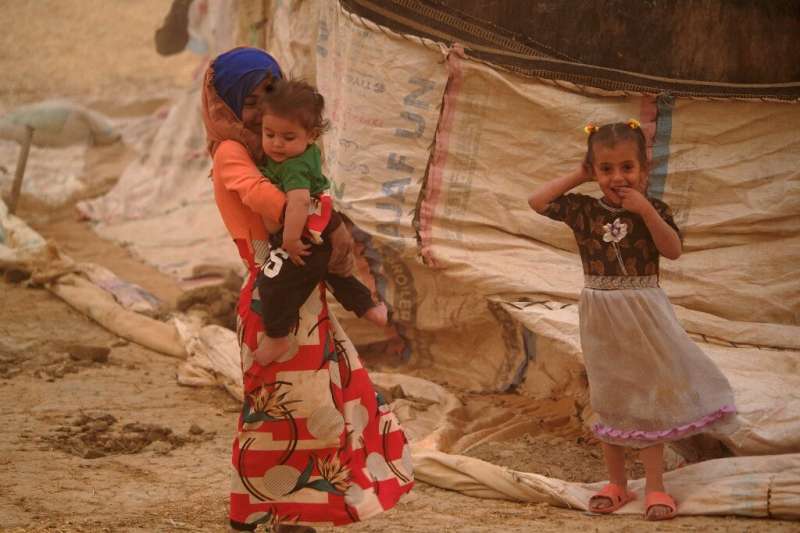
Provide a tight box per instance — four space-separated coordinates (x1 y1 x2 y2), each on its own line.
340 0 800 99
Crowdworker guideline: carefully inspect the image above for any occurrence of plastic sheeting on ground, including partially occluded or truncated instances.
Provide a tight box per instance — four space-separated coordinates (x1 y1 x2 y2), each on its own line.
173 314 800 518
0 100 121 207
0 199 49 267
414 449 800 519
76 262 161 316
47 273 184 358
0 199 179 356
0 99 120 148
0 142 88 207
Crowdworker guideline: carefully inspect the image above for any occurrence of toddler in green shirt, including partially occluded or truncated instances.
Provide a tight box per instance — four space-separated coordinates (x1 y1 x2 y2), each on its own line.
253 79 388 364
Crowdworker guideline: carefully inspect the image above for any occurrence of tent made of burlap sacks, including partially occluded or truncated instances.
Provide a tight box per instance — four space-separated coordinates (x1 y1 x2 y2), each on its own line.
262 0 800 454
70 0 800 519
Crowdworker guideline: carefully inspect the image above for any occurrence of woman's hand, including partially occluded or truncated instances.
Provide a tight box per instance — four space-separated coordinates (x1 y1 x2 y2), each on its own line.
283 238 311 266
327 223 355 276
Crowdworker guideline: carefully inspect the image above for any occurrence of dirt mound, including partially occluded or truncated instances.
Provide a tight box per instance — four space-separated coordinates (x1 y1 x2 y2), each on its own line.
41 413 214 459
176 276 242 330
31 355 102 382
0 338 114 381
465 432 645 483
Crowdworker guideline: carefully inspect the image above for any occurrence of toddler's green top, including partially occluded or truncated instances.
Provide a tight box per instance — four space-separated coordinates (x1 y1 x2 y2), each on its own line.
258 144 330 196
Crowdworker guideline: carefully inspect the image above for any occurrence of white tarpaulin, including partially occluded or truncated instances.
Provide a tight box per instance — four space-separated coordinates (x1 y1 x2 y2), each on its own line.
173 314 800 518
0 100 124 208
75 1 241 280
0 198 51 270
413 449 800 519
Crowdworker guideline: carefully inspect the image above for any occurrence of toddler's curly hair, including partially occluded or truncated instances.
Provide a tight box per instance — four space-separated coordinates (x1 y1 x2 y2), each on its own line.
257 78 330 137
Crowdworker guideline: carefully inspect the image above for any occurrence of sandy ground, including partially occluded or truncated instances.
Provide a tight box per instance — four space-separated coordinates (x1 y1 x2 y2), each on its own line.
2 269 797 533
1 2 798 532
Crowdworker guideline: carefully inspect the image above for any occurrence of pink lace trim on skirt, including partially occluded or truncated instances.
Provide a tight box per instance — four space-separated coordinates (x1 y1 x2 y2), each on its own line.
593 405 736 443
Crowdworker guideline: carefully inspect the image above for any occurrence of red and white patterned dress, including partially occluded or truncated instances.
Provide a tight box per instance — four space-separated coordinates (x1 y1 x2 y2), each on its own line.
210 139 413 531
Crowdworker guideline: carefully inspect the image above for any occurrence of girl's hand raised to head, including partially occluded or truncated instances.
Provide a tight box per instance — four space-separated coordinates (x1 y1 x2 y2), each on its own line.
617 187 650 215
528 164 592 213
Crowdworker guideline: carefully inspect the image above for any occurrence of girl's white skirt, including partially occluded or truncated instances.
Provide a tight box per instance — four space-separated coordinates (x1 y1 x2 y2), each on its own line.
579 275 736 448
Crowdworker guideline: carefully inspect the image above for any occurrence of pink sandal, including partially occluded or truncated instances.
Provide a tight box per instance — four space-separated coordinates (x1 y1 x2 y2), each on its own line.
645 491 677 521
588 483 636 514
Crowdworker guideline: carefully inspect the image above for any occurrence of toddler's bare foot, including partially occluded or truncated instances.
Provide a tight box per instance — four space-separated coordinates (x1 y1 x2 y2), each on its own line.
363 303 388 327
253 336 290 366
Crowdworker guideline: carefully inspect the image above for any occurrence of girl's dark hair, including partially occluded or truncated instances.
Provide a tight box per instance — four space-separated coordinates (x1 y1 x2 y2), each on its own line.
257 79 330 136
585 122 648 167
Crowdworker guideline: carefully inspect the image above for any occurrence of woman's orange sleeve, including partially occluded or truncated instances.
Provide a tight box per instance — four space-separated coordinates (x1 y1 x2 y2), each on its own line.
213 140 286 225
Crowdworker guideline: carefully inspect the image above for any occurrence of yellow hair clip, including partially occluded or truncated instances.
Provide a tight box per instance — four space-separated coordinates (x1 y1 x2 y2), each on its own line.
583 122 599 135
627 118 641 129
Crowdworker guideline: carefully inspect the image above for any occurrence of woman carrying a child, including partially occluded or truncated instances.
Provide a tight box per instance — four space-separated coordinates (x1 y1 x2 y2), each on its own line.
201 47 413 533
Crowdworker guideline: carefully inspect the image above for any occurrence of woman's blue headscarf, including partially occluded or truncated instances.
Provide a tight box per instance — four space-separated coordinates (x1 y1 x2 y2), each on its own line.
212 48 282 119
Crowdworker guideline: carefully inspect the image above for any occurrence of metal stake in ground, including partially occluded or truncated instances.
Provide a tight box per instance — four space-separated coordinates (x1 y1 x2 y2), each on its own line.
8 125 35 215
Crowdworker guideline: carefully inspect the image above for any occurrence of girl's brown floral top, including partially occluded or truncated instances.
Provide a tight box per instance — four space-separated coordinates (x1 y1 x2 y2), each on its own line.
542 193 681 277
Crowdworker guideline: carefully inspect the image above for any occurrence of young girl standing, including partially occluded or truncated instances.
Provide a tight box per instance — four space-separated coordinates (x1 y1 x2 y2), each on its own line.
528 120 736 521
